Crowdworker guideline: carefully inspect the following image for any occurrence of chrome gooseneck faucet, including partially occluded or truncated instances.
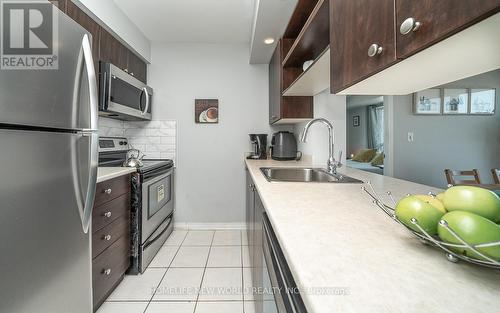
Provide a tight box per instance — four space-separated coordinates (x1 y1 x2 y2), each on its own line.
300 118 342 174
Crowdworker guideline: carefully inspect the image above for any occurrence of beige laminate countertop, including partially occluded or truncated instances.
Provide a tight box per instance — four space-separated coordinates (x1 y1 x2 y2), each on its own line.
245 158 500 313
97 167 136 183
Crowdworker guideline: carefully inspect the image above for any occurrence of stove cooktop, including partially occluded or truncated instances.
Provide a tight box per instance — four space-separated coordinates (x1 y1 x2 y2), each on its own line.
138 159 174 173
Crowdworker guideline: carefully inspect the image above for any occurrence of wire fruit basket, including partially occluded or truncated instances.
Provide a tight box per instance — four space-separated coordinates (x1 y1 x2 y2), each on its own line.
362 181 500 269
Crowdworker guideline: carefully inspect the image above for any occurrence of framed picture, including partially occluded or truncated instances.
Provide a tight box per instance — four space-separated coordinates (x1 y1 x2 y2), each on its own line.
443 89 468 114
413 89 442 114
353 115 360 127
195 99 219 123
470 88 496 114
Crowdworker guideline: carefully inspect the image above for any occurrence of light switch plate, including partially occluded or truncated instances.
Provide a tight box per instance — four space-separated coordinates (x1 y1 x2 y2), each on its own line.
408 132 414 142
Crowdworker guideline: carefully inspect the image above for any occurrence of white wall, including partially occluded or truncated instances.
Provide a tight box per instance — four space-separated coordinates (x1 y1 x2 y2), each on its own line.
74 0 151 61
149 43 288 226
389 70 500 188
294 90 346 167
346 106 368 157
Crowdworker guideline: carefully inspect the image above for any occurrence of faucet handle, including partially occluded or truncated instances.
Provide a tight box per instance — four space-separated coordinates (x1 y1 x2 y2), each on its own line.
336 151 343 168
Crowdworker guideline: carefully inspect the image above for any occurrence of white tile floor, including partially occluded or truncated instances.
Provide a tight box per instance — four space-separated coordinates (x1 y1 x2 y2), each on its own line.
98 229 256 313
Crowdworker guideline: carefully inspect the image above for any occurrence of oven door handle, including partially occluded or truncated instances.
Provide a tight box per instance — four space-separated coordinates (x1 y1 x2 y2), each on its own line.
142 167 173 184
143 216 173 249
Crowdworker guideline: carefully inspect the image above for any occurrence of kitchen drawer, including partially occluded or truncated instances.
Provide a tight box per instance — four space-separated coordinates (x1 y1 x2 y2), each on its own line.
94 174 131 207
92 213 130 258
93 193 130 233
92 234 130 310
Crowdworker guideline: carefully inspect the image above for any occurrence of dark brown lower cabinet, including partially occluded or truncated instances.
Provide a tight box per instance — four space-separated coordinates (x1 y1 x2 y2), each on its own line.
92 175 131 311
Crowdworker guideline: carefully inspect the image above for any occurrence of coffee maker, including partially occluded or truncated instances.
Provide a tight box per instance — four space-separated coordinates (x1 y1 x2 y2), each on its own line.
247 134 267 159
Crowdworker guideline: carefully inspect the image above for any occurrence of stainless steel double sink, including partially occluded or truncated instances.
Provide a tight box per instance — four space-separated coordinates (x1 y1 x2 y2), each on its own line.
260 167 363 183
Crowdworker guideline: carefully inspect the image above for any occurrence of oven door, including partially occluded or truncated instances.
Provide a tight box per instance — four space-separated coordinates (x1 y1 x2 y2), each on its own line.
99 62 152 121
141 168 174 242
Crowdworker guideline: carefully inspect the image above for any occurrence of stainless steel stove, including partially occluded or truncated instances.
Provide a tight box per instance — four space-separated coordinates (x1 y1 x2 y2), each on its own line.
98 137 175 274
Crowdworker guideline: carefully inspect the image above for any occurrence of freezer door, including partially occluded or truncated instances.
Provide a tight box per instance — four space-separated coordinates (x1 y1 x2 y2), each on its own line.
0 129 97 313
0 5 98 131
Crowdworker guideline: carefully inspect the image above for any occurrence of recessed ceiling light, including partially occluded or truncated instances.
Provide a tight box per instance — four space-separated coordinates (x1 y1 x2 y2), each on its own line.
264 38 275 45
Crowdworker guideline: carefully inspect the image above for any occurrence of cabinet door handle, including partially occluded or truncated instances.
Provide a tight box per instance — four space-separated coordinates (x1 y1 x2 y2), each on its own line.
104 188 112 194
103 211 112 218
400 17 422 35
103 234 112 241
102 269 111 275
367 44 383 57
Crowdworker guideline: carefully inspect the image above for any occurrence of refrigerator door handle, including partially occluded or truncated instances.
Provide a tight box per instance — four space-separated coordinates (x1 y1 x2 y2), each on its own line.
77 131 98 233
75 34 99 233
81 33 99 132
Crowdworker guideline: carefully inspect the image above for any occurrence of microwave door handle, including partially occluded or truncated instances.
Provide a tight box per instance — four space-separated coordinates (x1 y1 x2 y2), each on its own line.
142 87 150 115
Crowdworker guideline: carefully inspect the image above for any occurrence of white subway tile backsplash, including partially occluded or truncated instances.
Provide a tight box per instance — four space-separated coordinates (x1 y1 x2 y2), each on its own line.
160 136 176 145
98 117 125 137
145 151 161 159
99 117 124 128
98 118 177 163
124 128 149 137
124 120 177 162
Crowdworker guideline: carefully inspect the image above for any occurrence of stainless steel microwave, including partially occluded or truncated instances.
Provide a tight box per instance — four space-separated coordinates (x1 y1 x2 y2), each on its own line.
99 62 152 121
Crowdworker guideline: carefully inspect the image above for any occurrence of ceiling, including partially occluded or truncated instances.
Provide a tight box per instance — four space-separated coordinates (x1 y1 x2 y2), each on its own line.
113 0 256 43
113 0 296 63
346 95 384 109
249 0 297 64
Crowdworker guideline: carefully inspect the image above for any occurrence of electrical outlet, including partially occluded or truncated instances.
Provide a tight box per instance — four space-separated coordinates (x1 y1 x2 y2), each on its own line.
408 132 414 142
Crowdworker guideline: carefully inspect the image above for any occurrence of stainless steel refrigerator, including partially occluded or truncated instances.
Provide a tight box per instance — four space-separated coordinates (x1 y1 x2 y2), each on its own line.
0 5 98 313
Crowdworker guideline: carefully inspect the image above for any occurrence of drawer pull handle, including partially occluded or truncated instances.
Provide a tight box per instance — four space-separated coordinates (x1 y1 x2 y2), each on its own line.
103 269 111 275
104 188 112 194
367 44 383 57
400 17 422 35
103 235 112 241
103 211 112 218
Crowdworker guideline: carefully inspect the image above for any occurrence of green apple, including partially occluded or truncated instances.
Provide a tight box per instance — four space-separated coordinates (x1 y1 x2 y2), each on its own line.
438 211 500 261
395 195 445 235
415 195 446 214
443 186 500 222
436 193 445 202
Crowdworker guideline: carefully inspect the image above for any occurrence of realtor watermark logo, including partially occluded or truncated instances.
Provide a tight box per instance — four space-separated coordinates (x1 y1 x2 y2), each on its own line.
1 0 58 69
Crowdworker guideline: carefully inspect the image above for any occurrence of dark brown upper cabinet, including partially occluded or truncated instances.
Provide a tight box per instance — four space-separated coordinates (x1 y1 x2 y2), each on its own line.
330 0 397 93
126 50 148 83
64 1 100 71
99 28 129 72
51 0 148 84
99 29 148 83
269 39 313 124
281 0 329 93
396 0 500 58
49 0 66 12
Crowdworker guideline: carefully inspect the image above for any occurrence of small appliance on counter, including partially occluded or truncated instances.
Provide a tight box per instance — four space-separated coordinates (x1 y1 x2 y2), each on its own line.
247 134 268 159
270 131 302 161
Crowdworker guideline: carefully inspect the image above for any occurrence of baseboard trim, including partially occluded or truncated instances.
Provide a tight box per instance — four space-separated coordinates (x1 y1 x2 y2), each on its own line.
174 222 247 230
